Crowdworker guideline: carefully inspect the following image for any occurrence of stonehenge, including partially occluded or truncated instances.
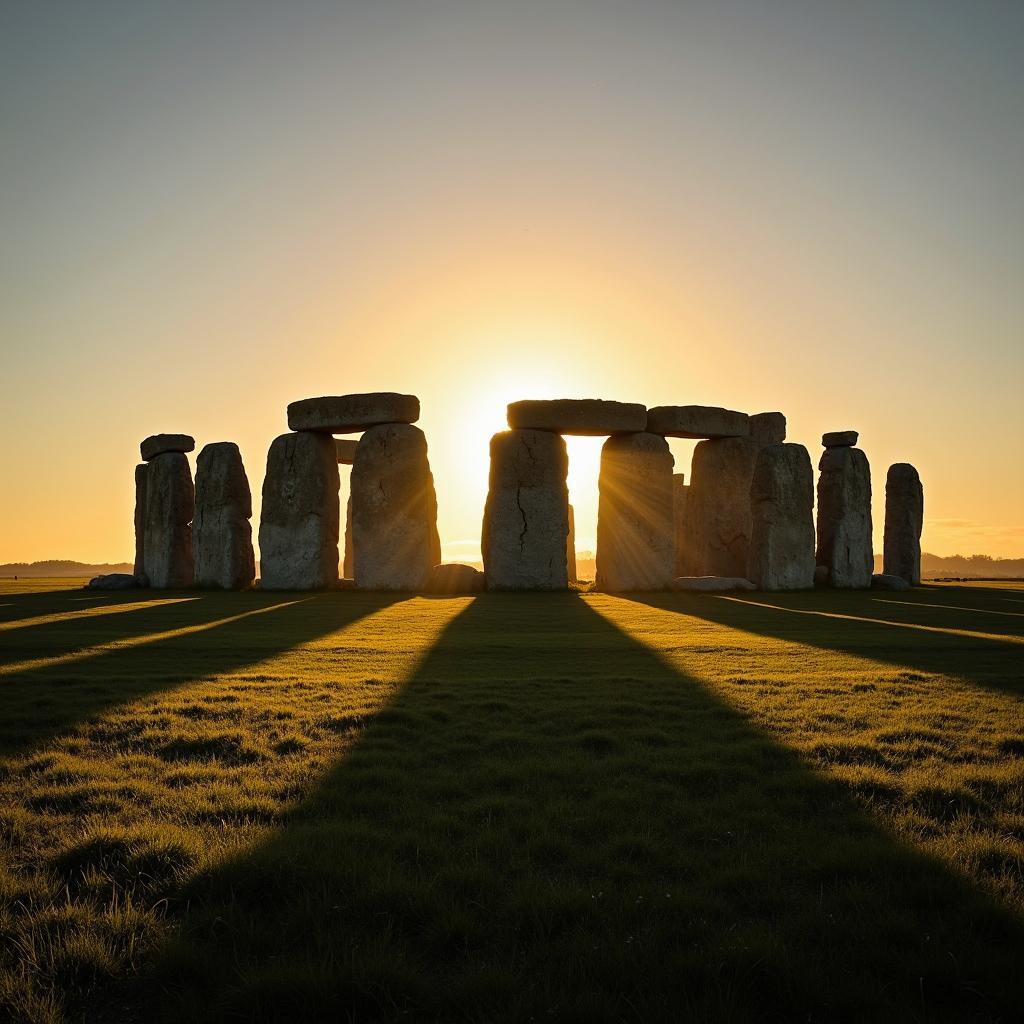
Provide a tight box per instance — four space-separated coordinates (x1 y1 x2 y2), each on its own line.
351 423 439 590
141 441 195 589
193 442 255 590
884 463 924 585
124 397 923 597
747 443 815 590
815 434 873 589
482 429 569 590
259 431 340 589
595 432 674 591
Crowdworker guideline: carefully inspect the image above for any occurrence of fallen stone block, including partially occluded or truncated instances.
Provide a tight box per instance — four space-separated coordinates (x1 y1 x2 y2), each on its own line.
506 399 646 435
646 405 749 439
425 563 486 594
141 433 195 461
287 393 419 433
871 573 912 591
86 573 141 591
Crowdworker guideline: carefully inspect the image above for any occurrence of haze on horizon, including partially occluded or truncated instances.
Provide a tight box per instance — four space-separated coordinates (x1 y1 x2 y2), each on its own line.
1 1 1022 565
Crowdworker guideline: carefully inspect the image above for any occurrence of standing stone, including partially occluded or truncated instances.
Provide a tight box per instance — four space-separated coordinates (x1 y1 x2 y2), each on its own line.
352 424 438 590
259 432 340 590
816 446 873 588
672 473 690 577
343 495 354 579
143 453 194 589
596 432 674 592
335 439 359 464
686 437 760 578
566 504 578 583
193 442 255 590
747 444 815 590
133 464 148 581
883 463 923 586
482 429 568 590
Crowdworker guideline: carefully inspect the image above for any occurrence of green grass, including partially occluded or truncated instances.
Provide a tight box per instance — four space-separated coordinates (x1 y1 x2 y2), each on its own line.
1 578 1022 1022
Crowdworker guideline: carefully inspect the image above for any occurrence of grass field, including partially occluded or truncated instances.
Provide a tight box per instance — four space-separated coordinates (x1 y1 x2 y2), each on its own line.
0 577 1022 1022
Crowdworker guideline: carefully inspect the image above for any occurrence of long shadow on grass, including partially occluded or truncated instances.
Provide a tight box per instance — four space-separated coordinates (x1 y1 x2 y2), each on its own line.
0 592 404 759
141 594 1024 1023
623 587 1024 696
0 586 176 626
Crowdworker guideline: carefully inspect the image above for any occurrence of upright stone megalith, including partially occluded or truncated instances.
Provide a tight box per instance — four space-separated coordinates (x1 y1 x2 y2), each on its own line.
259 432 340 589
142 453 194 588
194 442 255 590
566 504 578 584
747 444 815 590
343 495 354 579
816 444 873 588
685 437 760 578
482 429 569 590
351 424 438 590
133 464 148 581
596 432 674 592
672 473 689 577
883 463 923 586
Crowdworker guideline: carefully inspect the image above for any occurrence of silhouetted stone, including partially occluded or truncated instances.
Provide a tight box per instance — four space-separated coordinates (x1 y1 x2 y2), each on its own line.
883 463 924 586
567 504 577 583
483 429 569 590
822 430 859 448
747 443 815 590
352 424 438 590
750 412 786 445
507 399 646 435
814 565 830 587
288 393 420 433
336 439 359 464
141 433 194 462
86 573 140 591
816 446 873 588
646 405 749 439
686 437 760 577
193 442 255 590
672 473 690 576
671 576 755 592
259 432 339 589
871 573 912 591
133 463 148 580
143 452 194 589
596 432 674 592
343 494 354 579
425 563 485 594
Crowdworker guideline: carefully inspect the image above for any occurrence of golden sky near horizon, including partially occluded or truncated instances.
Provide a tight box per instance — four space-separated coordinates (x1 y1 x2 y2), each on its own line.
1 3 1022 564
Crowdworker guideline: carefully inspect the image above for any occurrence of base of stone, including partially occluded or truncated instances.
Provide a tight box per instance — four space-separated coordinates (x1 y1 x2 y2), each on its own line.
871 573 913 591
671 576 756 592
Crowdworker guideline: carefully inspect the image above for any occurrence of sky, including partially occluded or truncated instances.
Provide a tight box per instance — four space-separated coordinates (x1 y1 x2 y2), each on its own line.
1 0 1022 564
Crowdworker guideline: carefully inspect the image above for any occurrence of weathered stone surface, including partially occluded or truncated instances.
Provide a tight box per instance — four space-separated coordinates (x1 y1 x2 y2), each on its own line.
816 446 873 588
352 424 438 590
425 563 485 594
814 565 830 587
343 494 354 579
507 399 646 436
258 432 340 589
193 442 255 590
482 429 568 590
141 433 194 462
822 430 859 448
335 439 359 464
143 452 194 589
133 464 148 579
672 473 690 577
685 437 760 577
596 432 674 592
747 444 816 591
288 393 419 434
86 573 141 591
749 412 786 445
883 463 924 586
871 573 912 591
646 406 749 439
671 576 755 592
566 504 577 583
